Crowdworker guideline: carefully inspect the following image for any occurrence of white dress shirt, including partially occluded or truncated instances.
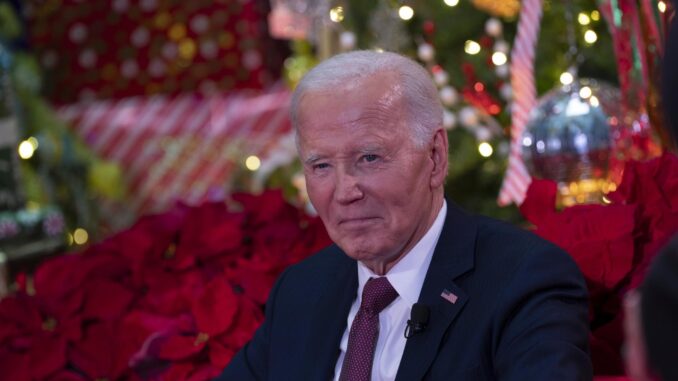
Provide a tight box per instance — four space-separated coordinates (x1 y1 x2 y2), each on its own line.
333 201 447 381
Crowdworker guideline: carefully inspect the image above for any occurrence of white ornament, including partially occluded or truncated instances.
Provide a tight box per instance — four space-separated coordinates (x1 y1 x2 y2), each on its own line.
475 126 492 141
69 23 88 43
439 86 459 107
148 59 166 77
339 31 356 51
41 51 58 68
131 27 150 47
121 60 139 78
433 70 449 86
500 83 512 100
417 43 435 62
485 18 503 37
243 50 262 70
112 0 129 13
78 49 97 68
495 64 509 78
162 43 178 60
200 40 218 59
443 110 457 130
459 107 479 128
493 40 510 54
190 15 210 34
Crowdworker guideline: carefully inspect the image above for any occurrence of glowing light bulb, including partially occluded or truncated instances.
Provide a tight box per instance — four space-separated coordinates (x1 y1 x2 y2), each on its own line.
398 6 414 20
444 0 459 6
584 30 598 44
578 12 591 25
560 72 574 85
329 7 344 22
73 228 89 245
245 155 261 171
18 140 35 159
478 142 493 157
658 1 667 13
579 86 592 99
491 51 507 66
589 95 599 107
464 40 481 55
591 10 600 21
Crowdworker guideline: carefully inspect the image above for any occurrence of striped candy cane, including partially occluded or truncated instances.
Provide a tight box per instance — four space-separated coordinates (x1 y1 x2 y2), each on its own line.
498 0 543 206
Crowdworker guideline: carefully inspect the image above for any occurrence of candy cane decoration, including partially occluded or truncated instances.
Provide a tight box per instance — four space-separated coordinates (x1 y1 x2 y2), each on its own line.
497 0 543 206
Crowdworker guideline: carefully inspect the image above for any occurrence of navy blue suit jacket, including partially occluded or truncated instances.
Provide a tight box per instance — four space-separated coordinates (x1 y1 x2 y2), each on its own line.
218 203 592 380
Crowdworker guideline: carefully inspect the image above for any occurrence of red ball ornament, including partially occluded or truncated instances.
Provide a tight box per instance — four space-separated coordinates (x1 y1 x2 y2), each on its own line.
423 20 435 36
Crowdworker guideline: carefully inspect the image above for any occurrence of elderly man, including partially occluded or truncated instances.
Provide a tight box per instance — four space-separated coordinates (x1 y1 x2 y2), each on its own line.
218 51 591 380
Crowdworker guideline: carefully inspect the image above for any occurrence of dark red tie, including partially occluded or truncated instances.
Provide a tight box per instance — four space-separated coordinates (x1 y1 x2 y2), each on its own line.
339 277 399 381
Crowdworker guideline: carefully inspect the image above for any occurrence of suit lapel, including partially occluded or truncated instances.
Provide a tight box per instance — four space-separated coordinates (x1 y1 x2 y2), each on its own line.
306 246 358 380
395 202 478 381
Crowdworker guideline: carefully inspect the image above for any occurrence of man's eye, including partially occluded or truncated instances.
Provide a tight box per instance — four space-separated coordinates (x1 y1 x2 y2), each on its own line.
363 154 379 162
313 163 330 170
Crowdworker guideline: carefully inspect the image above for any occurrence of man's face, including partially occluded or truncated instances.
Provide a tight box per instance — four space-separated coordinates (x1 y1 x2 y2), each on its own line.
297 72 439 272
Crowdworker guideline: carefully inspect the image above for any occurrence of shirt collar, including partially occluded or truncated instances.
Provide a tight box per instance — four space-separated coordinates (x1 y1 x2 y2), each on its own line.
356 200 447 306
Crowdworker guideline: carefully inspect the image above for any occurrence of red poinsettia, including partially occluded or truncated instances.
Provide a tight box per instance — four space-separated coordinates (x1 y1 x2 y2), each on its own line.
521 153 678 376
0 190 328 381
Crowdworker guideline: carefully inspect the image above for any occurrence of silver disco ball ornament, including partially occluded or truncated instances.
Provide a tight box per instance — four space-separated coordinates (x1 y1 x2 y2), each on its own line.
521 79 623 205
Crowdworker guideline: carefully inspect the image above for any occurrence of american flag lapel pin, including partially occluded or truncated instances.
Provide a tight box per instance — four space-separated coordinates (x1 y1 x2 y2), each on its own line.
441 289 458 304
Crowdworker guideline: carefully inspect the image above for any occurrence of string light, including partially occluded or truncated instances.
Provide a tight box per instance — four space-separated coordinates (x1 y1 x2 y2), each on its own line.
398 6 414 20
73 228 89 245
18 140 35 159
444 0 460 6
329 7 345 22
560 72 574 85
577 12 591 25
579 86 592 98
584 30 597 44
464 40 481 55
658 1 667 13
478 142 494 157
245 155 261 171
591 10 600 21
491 51 507 66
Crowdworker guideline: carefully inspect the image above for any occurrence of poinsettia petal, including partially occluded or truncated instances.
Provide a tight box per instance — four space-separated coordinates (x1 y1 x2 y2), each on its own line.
81 280 134 320
157 334 206 360
192 278 237 336
29 334 67 380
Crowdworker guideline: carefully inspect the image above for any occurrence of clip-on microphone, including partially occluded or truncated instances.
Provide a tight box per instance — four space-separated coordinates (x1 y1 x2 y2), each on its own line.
404 303 430 338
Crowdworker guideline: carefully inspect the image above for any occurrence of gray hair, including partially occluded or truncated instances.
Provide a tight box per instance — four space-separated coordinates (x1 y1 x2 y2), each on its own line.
290 50 443 147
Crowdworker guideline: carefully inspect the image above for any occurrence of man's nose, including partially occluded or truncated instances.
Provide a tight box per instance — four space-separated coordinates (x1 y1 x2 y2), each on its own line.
334 170 364 204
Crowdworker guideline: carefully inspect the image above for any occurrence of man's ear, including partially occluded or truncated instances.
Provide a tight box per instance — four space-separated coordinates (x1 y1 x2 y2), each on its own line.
429 127 449 188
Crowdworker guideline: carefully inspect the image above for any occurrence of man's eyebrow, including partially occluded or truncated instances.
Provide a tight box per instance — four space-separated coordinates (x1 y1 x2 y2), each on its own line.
303 155 322 165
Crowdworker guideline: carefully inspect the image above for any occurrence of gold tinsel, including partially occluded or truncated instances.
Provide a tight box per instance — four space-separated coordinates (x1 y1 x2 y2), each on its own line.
471 0 521 19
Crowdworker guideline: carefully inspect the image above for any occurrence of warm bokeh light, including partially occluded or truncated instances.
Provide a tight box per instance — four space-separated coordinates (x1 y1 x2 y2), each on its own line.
578 13 591 25
329 7 344 22
591 10 600 21
589 95 599 107
444 0 460 6
73 228 89 245
464 40 481 55
18 140 35 159
478 142 493 157
491 51 508 66
245 155 261 171
560 72 574 85
584 29 598 44
658 1 667 13
398 6 414 20
579 86 592 99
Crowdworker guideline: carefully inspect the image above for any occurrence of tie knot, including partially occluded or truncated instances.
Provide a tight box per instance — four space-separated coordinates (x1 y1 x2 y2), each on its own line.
360 277 398 316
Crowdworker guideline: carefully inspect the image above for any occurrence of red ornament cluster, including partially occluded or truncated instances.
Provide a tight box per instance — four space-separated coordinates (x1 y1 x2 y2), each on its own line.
0 190 331 380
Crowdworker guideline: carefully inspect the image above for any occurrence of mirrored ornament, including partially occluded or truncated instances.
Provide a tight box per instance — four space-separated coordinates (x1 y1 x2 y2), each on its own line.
521 79 631 205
